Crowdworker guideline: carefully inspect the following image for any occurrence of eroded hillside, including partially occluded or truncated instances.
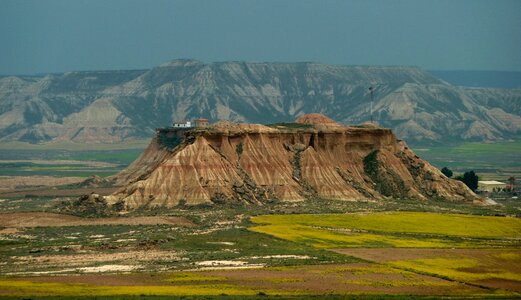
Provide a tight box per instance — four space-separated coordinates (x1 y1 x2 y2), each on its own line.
1 60 520 144
106 115 480 209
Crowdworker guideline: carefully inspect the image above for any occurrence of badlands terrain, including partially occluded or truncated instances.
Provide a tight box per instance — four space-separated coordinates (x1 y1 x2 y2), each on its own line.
1 60 520 145
0 115 520 299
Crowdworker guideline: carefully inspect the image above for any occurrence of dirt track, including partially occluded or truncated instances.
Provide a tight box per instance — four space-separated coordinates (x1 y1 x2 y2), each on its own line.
0 212 195 228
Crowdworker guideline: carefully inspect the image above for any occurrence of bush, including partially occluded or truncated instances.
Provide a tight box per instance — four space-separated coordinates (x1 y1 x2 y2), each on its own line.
455 170 479 192
441 167 453 178
236 142 243 156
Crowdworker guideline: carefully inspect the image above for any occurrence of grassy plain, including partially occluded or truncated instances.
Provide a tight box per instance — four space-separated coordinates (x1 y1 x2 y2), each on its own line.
249 212 521 295
414 140 521 180
0 148 142 179
251 212 521 238
1 206 521 298
0 140 520 298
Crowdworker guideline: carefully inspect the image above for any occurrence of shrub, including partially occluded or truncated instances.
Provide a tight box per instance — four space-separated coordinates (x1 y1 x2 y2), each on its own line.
455 170 479 192
441 167 453 178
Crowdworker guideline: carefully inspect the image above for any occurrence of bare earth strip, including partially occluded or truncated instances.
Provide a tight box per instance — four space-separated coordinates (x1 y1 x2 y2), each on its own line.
0 212 195 227
14 251 181 266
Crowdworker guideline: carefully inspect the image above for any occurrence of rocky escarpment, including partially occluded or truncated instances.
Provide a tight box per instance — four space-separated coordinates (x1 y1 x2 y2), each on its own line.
106 116 481 209
1 60 520 145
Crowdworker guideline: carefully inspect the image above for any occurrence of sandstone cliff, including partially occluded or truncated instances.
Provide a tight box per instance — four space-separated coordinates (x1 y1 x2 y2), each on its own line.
106 115 481 209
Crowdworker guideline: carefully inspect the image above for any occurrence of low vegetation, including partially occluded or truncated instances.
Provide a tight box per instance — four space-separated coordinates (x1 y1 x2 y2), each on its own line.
266 122 313 129
415 140 521 181
250 213 521 248
0 141 520 298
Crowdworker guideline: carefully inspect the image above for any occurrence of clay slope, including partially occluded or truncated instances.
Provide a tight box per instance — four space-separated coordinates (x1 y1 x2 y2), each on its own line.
106 117 481 209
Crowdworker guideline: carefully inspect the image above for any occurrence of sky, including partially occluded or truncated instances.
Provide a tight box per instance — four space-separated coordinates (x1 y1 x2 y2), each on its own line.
1 0 520 75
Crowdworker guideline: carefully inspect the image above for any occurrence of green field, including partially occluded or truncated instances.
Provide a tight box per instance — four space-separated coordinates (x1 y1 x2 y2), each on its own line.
0 140 149 151
0 161 120 177
1 210 520 298
0 148 143 178
248 212 521 295
0 140 520 298
250 212 521 249
414 140 521 180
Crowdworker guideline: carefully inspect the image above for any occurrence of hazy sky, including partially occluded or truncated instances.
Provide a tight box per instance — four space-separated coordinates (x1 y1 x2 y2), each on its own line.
1 0 520 74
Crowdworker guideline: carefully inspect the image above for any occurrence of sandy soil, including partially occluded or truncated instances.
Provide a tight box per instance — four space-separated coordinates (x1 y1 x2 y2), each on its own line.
13 250 181 267
0 212 195 227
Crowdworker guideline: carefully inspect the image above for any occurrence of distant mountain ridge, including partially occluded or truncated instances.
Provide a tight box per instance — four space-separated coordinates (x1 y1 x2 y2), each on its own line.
0 59 520 145
429 70 521 89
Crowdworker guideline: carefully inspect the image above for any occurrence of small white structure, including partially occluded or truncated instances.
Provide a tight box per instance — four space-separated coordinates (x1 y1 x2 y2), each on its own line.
172 120 192 128
194 118 209 127
478 180 507 192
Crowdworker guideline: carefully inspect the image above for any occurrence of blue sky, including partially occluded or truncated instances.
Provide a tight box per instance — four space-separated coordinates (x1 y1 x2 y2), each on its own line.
1 0 520 74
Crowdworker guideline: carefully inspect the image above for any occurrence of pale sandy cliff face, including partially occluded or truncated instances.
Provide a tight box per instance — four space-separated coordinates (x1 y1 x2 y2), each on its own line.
106 115 480 209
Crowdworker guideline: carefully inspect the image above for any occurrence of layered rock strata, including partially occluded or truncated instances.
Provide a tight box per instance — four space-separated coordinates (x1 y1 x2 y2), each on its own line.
106 118 481 209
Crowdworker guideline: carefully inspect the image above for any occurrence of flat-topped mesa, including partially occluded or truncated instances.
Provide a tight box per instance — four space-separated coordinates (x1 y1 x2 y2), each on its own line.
106 114 482 209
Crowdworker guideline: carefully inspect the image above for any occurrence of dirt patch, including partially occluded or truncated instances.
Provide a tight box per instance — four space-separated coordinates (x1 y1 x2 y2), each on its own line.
0 228 19 235
0 212 195 227
476 278 521 292
13 250 181 267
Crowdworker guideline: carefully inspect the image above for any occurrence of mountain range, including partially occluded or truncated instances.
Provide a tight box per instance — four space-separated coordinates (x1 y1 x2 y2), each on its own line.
430 70 521 89
1 59 520 145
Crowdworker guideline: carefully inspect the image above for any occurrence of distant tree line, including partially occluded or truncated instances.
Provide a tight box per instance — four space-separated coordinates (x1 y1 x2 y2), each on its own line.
440 167 478 192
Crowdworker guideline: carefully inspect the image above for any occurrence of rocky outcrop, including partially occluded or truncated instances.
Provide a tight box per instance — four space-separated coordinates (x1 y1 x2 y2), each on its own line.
106 115 481 209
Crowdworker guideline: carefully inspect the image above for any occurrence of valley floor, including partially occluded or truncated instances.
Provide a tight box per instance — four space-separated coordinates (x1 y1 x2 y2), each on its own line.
0 141 520 298
0 200 520 299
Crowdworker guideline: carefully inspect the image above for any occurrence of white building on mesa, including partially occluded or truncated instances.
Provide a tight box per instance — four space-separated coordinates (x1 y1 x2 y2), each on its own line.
172 120 192 128
478 180 507 192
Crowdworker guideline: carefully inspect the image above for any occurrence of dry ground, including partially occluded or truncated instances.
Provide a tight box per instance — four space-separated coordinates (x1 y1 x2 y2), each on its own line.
2 263 490 296
0 212 195 228
334 248 521 292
